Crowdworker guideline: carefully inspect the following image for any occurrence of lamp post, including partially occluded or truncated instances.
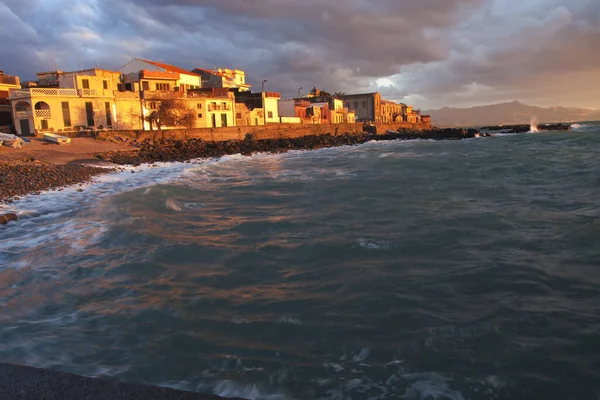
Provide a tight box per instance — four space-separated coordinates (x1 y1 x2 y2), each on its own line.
261 80 268 126
298 87 303 98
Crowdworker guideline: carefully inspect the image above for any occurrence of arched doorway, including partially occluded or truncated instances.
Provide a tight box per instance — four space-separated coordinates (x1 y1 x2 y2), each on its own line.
14 101 33 136
34 101 51 131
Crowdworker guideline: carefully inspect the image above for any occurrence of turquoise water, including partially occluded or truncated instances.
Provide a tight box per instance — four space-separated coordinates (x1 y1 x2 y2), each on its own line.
1 124 599 399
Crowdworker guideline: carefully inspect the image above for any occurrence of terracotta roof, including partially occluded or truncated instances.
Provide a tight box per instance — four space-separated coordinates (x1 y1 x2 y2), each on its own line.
137 58 201 77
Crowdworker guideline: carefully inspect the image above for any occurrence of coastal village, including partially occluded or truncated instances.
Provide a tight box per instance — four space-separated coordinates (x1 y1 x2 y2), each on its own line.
0 58 430 139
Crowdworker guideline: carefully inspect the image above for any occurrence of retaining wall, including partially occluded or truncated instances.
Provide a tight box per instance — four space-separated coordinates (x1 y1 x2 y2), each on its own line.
96 122 431 142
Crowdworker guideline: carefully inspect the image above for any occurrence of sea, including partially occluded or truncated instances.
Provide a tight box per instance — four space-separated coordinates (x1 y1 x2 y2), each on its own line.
0 122 599 400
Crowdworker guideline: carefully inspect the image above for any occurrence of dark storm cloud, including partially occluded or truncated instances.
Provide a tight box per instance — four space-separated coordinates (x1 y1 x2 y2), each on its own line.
0 0 598 109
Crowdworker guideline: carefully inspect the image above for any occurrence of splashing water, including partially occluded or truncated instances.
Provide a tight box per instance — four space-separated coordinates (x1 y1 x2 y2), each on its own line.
530 117 540 132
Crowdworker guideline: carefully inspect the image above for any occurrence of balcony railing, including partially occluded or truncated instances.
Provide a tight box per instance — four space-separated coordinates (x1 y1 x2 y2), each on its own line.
14 110 32 119
208 104 231 111
8 87 106 99
35 109 51 118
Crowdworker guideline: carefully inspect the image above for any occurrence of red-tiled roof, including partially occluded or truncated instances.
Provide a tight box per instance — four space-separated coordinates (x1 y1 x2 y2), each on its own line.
137 58 201 77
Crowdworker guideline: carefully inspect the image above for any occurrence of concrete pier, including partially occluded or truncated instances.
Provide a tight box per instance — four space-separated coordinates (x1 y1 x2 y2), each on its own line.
0 362 240 400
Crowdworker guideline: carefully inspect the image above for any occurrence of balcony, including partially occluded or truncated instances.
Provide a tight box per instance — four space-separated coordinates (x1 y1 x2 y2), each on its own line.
35 109 51 118
14 110 32 119
140 70 180 80
7 87 111 99
208 104 231 111
0 75 19 85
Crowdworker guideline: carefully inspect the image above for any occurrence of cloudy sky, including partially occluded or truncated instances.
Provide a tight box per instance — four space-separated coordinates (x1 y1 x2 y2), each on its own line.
1 0 599 110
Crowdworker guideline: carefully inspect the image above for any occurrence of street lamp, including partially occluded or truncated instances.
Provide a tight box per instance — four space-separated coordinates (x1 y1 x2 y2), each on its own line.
261 80 268 126
298 87 303 98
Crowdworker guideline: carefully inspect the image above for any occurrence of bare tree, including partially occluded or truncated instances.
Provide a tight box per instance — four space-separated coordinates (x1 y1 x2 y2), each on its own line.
145 93 195 139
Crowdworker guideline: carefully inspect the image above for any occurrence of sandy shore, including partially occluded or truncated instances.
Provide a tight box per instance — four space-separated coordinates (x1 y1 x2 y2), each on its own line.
0 137 135 165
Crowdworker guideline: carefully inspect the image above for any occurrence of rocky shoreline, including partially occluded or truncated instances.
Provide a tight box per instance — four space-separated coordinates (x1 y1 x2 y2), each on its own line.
96 128 484 165
0 128 481 209
0 160 114 204
480 123 571 133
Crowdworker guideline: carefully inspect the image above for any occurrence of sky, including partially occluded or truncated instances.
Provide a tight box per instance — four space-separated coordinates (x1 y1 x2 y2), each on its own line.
1 0 599 110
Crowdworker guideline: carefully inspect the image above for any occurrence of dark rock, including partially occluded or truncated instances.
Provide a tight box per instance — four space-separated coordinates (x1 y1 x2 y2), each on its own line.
0 161 113 204
0 213 18 224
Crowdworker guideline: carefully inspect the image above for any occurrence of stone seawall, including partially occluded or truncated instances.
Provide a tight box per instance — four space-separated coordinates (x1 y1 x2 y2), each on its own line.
96 122 431 142
96 128 480 166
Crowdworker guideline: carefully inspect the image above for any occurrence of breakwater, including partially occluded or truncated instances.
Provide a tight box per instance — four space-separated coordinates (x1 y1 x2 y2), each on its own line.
480 123 571 133
96 128 483 165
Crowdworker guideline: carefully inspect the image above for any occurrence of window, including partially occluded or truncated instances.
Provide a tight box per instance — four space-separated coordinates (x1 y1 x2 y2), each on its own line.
85 102 94 127
61 102 71 127
354 102 358 109
142 81 149 91
82 79 90 89
268 111 273 119
197 103 202 109
361 101 367 108
156 83 170 91
149 102 158 110
197 113 203 118
105 102 112 127
103 80 108 90
236 112 242 119
40 120 48 129
125 83 132 91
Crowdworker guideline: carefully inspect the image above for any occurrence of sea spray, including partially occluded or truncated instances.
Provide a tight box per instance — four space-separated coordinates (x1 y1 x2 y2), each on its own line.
530 116 540 132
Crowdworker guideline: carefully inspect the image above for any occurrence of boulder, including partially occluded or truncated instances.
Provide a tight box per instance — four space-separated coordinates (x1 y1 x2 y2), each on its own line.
0 213 18 225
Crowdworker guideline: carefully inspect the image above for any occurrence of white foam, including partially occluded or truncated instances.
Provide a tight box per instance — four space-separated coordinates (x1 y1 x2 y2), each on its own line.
278 316 302 325
357 239 390 250
352 347 371 362
232 317 250 324
213 380 286 400
0 161 198 268
165 198 182 211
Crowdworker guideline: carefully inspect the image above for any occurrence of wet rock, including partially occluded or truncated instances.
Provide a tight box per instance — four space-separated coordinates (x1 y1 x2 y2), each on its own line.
0 160 113 203
0 213 18 225
94 128 488 166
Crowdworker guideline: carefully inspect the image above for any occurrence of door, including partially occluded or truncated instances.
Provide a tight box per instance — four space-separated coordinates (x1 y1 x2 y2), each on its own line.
19 119 31 136
221 114 228 127
85 102 94 127
211 114 216 128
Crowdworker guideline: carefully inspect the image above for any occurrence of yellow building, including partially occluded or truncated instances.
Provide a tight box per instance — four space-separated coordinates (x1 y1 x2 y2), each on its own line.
381 100 404 123
9 69 142 136
0 70 21 130
186 88 236 128
402 104 417 123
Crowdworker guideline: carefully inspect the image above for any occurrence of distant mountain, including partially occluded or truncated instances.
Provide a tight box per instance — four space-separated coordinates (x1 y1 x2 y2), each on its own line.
424 101 600 127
